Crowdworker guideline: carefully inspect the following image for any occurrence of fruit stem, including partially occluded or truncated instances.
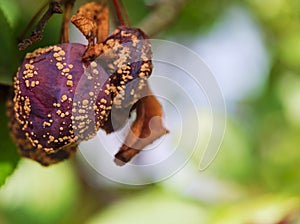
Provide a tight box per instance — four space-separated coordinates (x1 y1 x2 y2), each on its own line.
60 0 76 43
112 0 130 27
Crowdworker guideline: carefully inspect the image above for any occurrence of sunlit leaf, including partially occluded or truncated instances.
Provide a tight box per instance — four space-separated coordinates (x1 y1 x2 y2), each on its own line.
211 195 300 224
0 160 79 224
87 189 208 224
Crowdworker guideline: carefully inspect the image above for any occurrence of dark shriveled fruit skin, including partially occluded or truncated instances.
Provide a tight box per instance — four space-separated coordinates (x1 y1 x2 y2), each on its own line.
7 99 77 166
14 44 88 152
11 27 153 166
12 43 90 165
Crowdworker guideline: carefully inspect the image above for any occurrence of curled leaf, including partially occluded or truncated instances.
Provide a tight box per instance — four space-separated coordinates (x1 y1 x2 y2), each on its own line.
114 82 169 165
71 2 109 44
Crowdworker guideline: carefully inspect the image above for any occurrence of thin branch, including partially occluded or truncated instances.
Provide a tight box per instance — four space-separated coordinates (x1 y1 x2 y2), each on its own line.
137 0 188 37
18 0 63 50
18 2 48 43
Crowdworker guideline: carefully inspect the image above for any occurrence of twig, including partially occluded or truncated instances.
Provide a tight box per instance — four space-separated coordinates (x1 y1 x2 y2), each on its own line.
137 0 188 37
18 0 63 50
18 2 48 43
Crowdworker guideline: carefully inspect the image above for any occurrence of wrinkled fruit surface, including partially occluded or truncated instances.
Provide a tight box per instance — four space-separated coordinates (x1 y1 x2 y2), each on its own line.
10 27 153 166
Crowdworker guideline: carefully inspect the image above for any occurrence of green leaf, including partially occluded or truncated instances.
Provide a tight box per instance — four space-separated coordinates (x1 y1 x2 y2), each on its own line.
0 7 19 86
0 0 20 28
0 160 79 224
0 101 19 187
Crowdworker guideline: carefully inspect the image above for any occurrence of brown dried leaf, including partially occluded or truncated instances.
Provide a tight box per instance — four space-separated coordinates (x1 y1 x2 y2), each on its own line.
81 43 103 62
71 2 109 43
96 5 109 43
114 83 169 165
71 15 94 37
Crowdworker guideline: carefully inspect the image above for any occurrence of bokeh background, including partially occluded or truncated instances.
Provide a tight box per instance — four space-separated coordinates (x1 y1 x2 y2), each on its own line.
1 0 300 223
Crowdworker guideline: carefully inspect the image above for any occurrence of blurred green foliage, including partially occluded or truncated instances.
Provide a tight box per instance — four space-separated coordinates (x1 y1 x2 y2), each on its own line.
166 0 237 36
211 195 300 224
0 4 19 85
88 189 208 224
0 102 19 187
0 0 300 223
0 160 79 224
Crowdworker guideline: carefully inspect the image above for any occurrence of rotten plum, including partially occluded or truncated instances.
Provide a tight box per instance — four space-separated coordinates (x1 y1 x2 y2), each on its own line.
11 27 156 166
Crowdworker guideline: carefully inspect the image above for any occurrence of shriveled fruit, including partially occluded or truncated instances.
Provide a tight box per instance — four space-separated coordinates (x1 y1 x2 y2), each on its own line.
11 27 155 166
